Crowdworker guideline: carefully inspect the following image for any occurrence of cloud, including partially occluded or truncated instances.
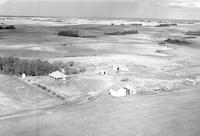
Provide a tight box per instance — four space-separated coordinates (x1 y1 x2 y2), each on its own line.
157 0 200 8
0 0 7 8
0 0 7 4
0 0 144 3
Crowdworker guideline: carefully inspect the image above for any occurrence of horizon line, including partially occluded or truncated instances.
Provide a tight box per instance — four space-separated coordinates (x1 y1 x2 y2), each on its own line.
0 14 199 21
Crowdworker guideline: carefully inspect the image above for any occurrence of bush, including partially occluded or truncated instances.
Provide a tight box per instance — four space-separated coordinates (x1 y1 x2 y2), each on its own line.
58 30 80 37
51 60 86 75
186 31 200 36
105 30 138 35
52 61 75 69
34 83 48 91
164 38 190 45
79 66 86 72
155 24 177 27
64 61 75 67
52 61 64 69
0 25 16 29
5 25 16 29
69 67 80 74
64 66 85 75
131 23 142 26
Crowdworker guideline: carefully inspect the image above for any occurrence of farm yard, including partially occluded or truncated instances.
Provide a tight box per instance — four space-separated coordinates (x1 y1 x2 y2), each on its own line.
0 16 200 136
24 75 112 100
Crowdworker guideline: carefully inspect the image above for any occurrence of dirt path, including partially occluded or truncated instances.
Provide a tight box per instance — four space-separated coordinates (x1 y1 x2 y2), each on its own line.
0 87 200 136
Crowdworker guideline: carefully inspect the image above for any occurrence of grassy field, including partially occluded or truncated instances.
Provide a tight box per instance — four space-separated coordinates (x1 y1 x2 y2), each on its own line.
1 86 200 136
0 74 62 116
0 23 145 58
24 75 111 99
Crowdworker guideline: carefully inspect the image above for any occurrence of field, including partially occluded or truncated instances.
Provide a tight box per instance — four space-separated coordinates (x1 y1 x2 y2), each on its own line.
0 17 200 136
0 74 61 117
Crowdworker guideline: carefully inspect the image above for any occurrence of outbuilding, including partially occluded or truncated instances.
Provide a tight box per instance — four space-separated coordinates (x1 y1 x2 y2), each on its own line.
49 71 68 80
113 64 120 72
22 73 26 79
122 85 137 95
100 70 107 75
112 64 129 72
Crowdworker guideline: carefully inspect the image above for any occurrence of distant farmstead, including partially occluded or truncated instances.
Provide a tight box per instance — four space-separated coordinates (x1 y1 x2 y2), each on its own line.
49 71 68 80
113 64 129 72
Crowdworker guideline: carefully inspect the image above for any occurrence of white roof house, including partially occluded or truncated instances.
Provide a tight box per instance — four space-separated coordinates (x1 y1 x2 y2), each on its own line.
49 71 68 80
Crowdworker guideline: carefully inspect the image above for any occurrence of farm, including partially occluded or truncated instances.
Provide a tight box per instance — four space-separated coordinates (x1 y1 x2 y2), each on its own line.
0 16 200 136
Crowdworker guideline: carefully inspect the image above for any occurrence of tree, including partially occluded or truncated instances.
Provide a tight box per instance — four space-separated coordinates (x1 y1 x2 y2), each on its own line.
0 56 84 76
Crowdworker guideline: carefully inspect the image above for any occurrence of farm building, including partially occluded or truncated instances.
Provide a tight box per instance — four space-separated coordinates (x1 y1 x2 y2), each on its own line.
100 70 107 75
109 85 137 97
113 64 120 72
49 71 68 80
112 64 129 72
123 85 137 95
22 73 26 79
109 88 126 97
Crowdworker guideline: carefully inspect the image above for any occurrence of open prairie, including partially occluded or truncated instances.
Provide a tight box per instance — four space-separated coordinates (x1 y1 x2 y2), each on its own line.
0 17 200 136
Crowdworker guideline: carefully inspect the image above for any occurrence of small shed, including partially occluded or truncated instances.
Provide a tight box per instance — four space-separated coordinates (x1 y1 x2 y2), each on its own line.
113 64 129 72
122 85 137 95
113 64 120 72
49 71 68 80
22 73 26 79
100 70 107 75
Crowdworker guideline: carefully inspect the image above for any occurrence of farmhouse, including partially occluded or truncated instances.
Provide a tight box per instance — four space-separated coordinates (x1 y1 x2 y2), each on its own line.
49 71 68 80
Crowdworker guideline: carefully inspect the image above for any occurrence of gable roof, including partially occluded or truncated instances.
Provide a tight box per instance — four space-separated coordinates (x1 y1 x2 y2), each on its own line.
49 71 68 79
123 85 133 90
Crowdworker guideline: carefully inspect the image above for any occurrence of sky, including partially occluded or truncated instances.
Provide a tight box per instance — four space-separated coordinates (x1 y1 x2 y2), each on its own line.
0 0 200 20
